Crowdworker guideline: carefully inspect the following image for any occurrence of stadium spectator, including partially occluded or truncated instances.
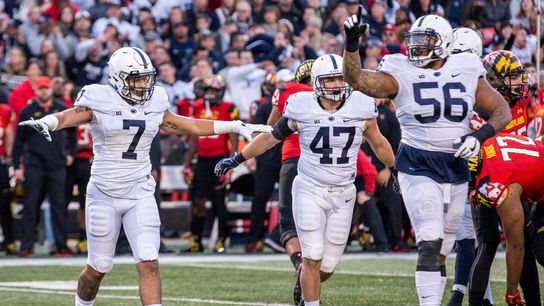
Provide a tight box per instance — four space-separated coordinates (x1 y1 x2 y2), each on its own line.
64 10 92 59
368 1 387 39
2 47 27 76
510 28 536 64
215 0 236 27
27 13 70 60
43 50 68 80
156 61 195 113
277 0 303 34
185 0 221 33
8 58 43 116
479 0 511 31
13 76 76 257
511 0 536 30
91 0 138 43
57 6 76 37
2 18 30 59
323 3 349 37
262 6 280 37
167 20 196 70
43 0 80 22
72 39 108 86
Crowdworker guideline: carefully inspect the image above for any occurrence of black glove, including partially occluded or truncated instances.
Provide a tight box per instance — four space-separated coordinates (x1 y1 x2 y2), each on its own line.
390 167 400 194
343 5 369 52
214 153 246 176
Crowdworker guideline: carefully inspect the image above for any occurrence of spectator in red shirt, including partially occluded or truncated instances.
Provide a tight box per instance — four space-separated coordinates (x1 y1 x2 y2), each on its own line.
8 58 43 117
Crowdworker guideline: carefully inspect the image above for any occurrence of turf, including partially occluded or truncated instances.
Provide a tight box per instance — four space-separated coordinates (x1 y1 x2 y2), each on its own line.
0 256 542 305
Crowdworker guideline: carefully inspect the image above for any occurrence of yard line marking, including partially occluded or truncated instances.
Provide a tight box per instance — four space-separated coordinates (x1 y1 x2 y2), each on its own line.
0 286 292 306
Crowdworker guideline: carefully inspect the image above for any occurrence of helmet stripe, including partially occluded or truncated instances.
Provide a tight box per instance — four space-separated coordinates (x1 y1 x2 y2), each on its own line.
417 16 426 27
132 47 148 69
329 55 338 69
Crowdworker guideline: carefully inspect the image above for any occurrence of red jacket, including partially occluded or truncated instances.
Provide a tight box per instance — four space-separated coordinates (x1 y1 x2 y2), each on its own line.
356 149 377 194
8 79 35 118
43 0 79 21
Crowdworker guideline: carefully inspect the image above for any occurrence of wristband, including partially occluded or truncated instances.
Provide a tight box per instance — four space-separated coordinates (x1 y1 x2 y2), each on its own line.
470 123 495 143
213 120 238 134
41 115 59 131
233 153 247 165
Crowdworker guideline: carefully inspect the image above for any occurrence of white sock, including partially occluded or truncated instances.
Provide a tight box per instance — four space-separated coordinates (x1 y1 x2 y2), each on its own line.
304 301 320 306
75 294 95 306
452 284 467 294
415 271 442 306
484 282 493 303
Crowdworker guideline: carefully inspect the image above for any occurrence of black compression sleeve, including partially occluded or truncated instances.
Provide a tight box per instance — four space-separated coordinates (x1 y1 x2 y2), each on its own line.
271 117 295 140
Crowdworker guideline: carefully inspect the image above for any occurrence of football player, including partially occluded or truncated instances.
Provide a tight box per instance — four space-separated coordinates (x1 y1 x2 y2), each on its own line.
468 50 540 306
471 133 544 306
343 9 511 305
215 54 395 306
19 47 272 306
267 59 315 305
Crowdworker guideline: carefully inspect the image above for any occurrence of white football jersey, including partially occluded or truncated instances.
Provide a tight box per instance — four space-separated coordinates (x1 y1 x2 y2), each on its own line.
283 91 377 186
74 84 169 198
378 53 486 153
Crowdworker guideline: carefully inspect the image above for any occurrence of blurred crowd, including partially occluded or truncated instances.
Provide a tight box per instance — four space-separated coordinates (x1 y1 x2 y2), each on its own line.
0 0 543 255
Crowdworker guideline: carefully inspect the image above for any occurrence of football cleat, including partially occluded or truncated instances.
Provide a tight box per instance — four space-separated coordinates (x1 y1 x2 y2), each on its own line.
184 238 204 253
446 290 464 306
76 240 88 254
214 240 225 253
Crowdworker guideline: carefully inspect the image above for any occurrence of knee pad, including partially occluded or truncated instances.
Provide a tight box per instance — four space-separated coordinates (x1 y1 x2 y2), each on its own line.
90 255 113 273
320 255 339 273
417 239 442 271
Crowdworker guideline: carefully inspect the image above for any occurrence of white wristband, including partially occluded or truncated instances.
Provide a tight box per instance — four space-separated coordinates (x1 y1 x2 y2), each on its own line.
41 115 59 131
213 120 238 134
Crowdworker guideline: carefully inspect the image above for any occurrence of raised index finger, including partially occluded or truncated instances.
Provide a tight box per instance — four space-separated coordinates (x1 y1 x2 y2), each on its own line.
357 5 364 21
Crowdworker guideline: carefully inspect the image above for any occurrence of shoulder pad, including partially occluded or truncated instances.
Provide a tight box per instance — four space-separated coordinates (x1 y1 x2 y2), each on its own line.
377 54 411 75
74 84 113 111
283 91 313 120
147 86 170 112
449 53 486 77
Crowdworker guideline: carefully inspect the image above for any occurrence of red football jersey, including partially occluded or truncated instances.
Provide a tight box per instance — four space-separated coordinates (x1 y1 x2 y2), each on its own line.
530 102 544 139
475 133 544 206
0 104 14 158
470 97 529 136
272 82 313 161
76 124 93 159
192 99 238 157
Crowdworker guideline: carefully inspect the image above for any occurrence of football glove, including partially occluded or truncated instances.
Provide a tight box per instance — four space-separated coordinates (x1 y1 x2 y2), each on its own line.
214 153 246 176
505 290 525 306
233 120 273 141
18 118 52 142
343 5 369 52
453 136 480 159
390 168 401 194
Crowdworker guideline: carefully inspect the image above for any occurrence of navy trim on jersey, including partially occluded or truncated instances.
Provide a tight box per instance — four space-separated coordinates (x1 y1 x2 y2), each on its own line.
395 143 469 184
132 48 148 69
329 55 338 69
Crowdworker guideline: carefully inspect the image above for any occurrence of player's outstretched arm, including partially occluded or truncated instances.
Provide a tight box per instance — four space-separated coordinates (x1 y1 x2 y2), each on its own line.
160 111 272 140
18 106 93 142
362 118 394 168
496 183 525 301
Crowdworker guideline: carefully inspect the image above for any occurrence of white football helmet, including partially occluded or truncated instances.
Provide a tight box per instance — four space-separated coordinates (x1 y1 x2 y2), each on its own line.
452 27 483 57
108 47 156 104
311 54 352 102
407 15 453 68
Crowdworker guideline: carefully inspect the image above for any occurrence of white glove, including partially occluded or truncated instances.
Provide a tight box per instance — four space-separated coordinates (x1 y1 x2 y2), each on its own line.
19 118 52 142
453 136 480 159
233 120 273 141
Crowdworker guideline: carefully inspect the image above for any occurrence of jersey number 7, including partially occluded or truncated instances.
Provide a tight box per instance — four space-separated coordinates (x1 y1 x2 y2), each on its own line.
122 119 146 160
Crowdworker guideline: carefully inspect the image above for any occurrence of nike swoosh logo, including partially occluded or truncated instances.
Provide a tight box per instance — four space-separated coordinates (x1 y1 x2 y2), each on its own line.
452 73 460 77
345 198 353 203
144 111 152 115
343 119 353 122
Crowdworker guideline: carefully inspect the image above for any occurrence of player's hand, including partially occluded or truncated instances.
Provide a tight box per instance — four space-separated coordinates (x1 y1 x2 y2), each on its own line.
505 290 525 306
233 120 273 141
343 5 369 43
453 135 480 159
19 118 52 142
214 154 243 176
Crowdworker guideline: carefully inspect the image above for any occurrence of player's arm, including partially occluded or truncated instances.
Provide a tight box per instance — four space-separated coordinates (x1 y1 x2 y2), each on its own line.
267 105 282 126
215 117 298 176
496 183 525 299
343 54 398 99
18 106 93 142
475 77 512 133
3 121 14 161
454 78 512 159
362 118 394 168
160 111 272 140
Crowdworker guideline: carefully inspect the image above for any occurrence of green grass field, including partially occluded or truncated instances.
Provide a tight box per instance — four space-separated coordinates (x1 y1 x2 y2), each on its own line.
0 253 542 306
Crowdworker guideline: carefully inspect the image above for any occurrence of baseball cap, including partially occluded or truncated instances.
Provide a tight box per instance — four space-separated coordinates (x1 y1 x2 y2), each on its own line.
383 24 397 32
35 76 52 89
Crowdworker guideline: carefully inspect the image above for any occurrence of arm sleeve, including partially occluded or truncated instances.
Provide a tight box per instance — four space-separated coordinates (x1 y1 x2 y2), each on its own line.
271 116 295 140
